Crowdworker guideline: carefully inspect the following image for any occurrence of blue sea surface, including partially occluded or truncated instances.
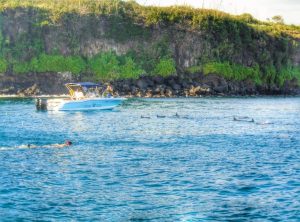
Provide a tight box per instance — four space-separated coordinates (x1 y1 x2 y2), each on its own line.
0 97 299 221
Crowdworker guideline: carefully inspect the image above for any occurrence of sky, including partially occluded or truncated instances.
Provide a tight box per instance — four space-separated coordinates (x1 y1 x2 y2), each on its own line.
136 0 300 25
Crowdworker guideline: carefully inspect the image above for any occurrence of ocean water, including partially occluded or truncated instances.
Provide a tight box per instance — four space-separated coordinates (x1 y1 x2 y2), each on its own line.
0 97 299 221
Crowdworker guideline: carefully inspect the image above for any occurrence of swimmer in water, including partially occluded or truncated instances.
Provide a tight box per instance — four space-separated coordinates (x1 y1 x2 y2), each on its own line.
53 140 72 148
1 142 72 151
27 140 73 149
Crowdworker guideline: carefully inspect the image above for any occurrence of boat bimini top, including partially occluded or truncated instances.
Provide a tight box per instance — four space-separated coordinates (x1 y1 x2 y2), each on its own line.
65 82 101 98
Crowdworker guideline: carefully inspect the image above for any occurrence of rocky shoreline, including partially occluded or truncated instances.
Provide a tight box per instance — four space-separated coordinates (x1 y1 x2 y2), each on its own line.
0 72 299 97
111 74 300 97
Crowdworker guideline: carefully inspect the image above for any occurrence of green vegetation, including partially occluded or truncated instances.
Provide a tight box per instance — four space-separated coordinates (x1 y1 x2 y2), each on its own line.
119 57 144 79
88 51 144 80
0 57 7 73
126 37 174 75
153 58 176 77
269 15 284 24
0 0 299 38
188 62 300 87
13 54 86 75
186 66 202 74
278 66 300 86
13 51 144 80
0 0 299 87
88 52 120 80
202 62 261 85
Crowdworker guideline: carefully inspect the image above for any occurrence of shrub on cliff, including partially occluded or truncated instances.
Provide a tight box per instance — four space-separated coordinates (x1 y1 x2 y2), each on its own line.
34 54 86 75
119 57 144 79
153 58 176 77
13 54 86 75
0 58 7 73
203 62 262 84
88 51 144 80
88 52 120 80
277 66 300 86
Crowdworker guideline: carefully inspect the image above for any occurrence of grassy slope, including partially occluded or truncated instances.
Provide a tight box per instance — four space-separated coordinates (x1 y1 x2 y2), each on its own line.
0 0 299 86
1 0 298 37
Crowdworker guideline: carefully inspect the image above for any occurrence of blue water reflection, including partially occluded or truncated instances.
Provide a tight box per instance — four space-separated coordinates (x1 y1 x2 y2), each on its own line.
0 97 299 221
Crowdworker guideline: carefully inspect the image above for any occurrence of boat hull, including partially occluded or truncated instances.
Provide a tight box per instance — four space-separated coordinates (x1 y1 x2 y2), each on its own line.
46 98 126 111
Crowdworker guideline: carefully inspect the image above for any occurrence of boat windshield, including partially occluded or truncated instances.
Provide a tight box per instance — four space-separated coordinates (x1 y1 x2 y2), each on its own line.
65 83 101 100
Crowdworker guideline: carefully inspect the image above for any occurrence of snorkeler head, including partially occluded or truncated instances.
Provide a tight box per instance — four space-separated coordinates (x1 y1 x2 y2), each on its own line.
65 140 72 146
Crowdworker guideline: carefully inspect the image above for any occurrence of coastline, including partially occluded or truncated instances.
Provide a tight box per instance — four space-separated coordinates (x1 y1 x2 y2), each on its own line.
1 93 299 100
1 72 299 98
0 2 299 102
0 94 69 99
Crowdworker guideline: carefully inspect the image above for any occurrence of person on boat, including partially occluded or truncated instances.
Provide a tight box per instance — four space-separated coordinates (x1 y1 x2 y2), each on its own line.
74 89 84 100
86 88 96 98
102 84 114 97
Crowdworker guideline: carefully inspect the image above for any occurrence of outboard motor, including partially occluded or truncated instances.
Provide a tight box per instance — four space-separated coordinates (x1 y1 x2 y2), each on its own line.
36 98 47 111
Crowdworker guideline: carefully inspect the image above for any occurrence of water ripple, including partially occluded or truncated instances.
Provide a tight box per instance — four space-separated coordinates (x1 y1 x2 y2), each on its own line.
0 97 300 221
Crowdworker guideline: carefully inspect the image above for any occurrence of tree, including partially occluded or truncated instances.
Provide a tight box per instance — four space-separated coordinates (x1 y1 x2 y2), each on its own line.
271 15 284 24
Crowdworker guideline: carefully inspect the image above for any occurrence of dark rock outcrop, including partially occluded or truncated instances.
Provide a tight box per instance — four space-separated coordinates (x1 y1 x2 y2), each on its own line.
0 71 299 97
0 72 76 96
109 73 300 97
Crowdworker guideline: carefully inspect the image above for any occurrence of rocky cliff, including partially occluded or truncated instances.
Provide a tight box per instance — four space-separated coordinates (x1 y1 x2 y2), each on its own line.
0 0 299 96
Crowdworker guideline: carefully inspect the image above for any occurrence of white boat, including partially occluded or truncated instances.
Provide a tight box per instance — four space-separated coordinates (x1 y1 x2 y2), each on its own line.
36 82 126 111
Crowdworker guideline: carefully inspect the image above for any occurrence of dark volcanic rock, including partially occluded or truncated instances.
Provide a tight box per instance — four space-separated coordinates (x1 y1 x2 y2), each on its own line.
0 72 76 95
172 83 181 90
282 78 299 94
214 85 228 93
153 76 164 84
23 84 40 96
202 74 220 88
136 79 148 90
1 71 299 97
165 88 173 97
